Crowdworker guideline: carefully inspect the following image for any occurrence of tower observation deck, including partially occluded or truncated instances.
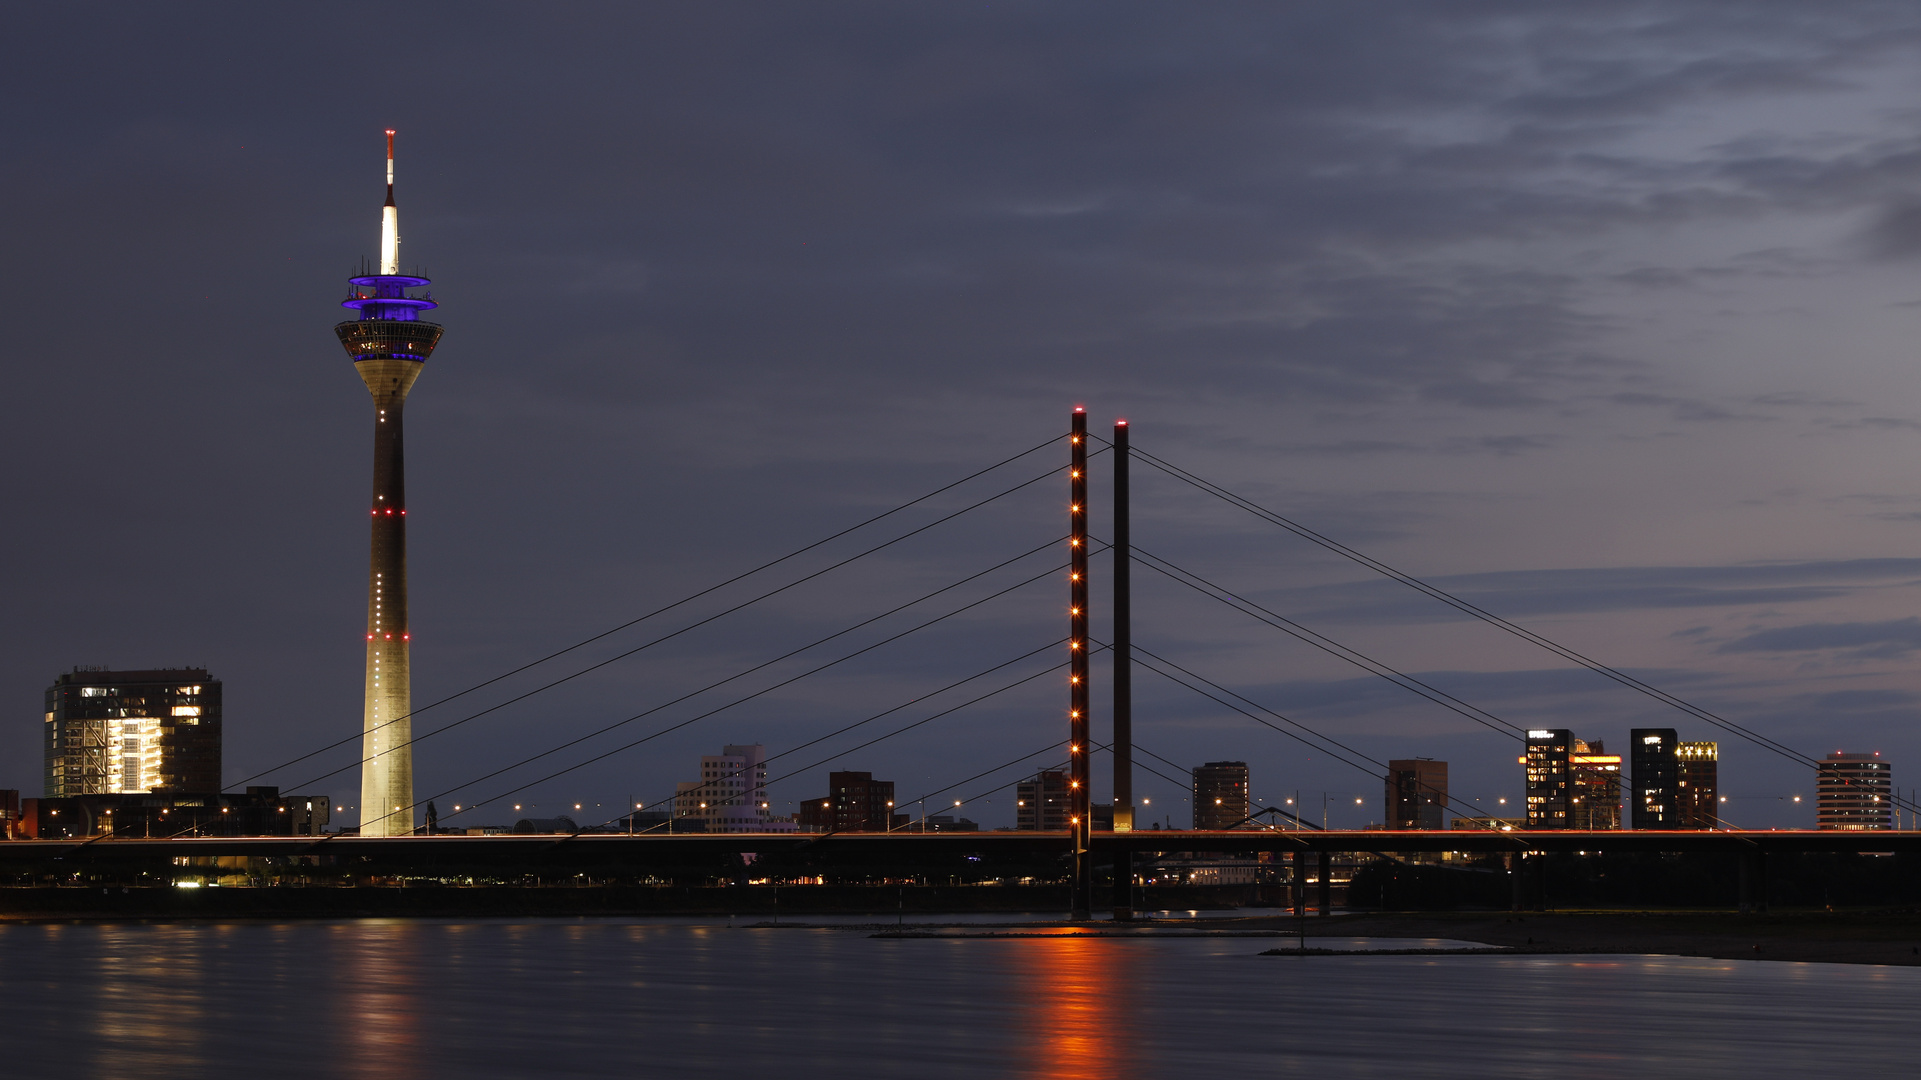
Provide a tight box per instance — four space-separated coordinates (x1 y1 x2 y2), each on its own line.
334 130 442 837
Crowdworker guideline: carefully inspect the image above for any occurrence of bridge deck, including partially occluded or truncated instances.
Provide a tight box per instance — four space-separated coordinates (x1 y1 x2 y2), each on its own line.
3 829 1918 862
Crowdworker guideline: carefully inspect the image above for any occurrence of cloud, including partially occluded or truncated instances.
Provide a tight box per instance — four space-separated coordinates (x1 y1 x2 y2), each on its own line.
1285 559 1921 624
1719 617 1921 657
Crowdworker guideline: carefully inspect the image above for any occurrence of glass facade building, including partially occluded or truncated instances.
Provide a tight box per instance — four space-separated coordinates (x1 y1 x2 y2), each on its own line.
43 668 220 797
1569 740 1622 830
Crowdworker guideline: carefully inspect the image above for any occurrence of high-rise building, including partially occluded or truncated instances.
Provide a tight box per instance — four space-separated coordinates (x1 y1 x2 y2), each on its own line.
335 131 444 837
1817 752 1892 830
1676 741 1718 829
1385 759 1447 829
1569 739 1621 830
1630 728 1678 828
797 769 894 832
43 668 221 797
1017 770 1070 831
1192 761 1249 830
675 745 778 832
1525 729 1571 828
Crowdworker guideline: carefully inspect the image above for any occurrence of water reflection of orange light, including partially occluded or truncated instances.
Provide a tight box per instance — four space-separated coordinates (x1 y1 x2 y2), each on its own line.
1016 936 1137 1080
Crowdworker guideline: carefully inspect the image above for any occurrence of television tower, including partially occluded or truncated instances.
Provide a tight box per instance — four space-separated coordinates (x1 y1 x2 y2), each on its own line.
334 130 443 836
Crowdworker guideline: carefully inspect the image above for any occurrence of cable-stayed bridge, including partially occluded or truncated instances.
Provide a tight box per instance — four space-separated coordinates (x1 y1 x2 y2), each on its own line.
12 412 1919 918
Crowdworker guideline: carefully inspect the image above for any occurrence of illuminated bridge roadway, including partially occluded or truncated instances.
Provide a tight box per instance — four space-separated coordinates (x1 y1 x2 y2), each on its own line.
4 829 1919 863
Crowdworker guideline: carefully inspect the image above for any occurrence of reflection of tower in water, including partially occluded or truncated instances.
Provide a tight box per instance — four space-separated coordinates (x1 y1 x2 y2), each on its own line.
1015 936 1137 1080
335 922 422 1079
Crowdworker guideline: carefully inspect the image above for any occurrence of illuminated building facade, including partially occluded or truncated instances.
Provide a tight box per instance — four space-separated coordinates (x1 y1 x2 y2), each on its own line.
1525 729 1571 828
335 131 443 837
1018 770 1070 831
1192 761 1249 830
1385 758 1447 829
1569 740 1622 829
43 668 220 797
675 744 780 832
1676 741 1718 829
797 769 894 832
1630 728 1678 828
1817 751 1892 830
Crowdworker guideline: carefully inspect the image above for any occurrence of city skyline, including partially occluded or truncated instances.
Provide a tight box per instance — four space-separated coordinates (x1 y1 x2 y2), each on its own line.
10 7 1921 829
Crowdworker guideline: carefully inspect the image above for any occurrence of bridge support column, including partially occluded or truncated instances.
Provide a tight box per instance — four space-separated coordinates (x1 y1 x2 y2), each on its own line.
1509 853 1523 912
1317 850 1332 915
1110 418 1134 921
1067 408 1092 921
1292 849 1306 917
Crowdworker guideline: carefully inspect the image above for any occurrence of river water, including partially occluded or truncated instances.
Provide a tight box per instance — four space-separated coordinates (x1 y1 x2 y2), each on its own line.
1 917 1911 1078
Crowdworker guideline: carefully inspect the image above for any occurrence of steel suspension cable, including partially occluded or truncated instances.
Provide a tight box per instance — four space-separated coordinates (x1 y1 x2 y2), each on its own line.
1124 441 1914 815
356 547 1082 832
255 456 1077 796
229 432 1070 791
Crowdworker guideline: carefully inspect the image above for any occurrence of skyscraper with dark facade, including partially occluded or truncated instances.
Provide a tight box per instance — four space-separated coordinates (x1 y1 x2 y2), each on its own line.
1386 759 1447 829
1630 728 1678 828
335 131 443 837
43 668 220 796
797 770 896 832
1192 761 1249 830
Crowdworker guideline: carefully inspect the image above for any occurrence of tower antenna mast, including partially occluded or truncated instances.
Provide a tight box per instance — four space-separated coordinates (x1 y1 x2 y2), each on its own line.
380 129 399 275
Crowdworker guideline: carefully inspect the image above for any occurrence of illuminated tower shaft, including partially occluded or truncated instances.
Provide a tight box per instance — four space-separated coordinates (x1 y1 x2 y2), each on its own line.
334 130 443 837
1069 408 1092 919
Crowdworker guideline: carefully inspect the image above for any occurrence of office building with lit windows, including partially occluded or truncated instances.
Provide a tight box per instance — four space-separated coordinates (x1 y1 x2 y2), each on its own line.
1192 761 1249 830
1017 770 1071 830
1386 758 1448 829
798 770 896 832
1525 729 1571 828
43 668 220 797
673 744 785 832
1817 752 1892 830
1630 728 1678 829
1569 740 1621 830
1677 741 1719 828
